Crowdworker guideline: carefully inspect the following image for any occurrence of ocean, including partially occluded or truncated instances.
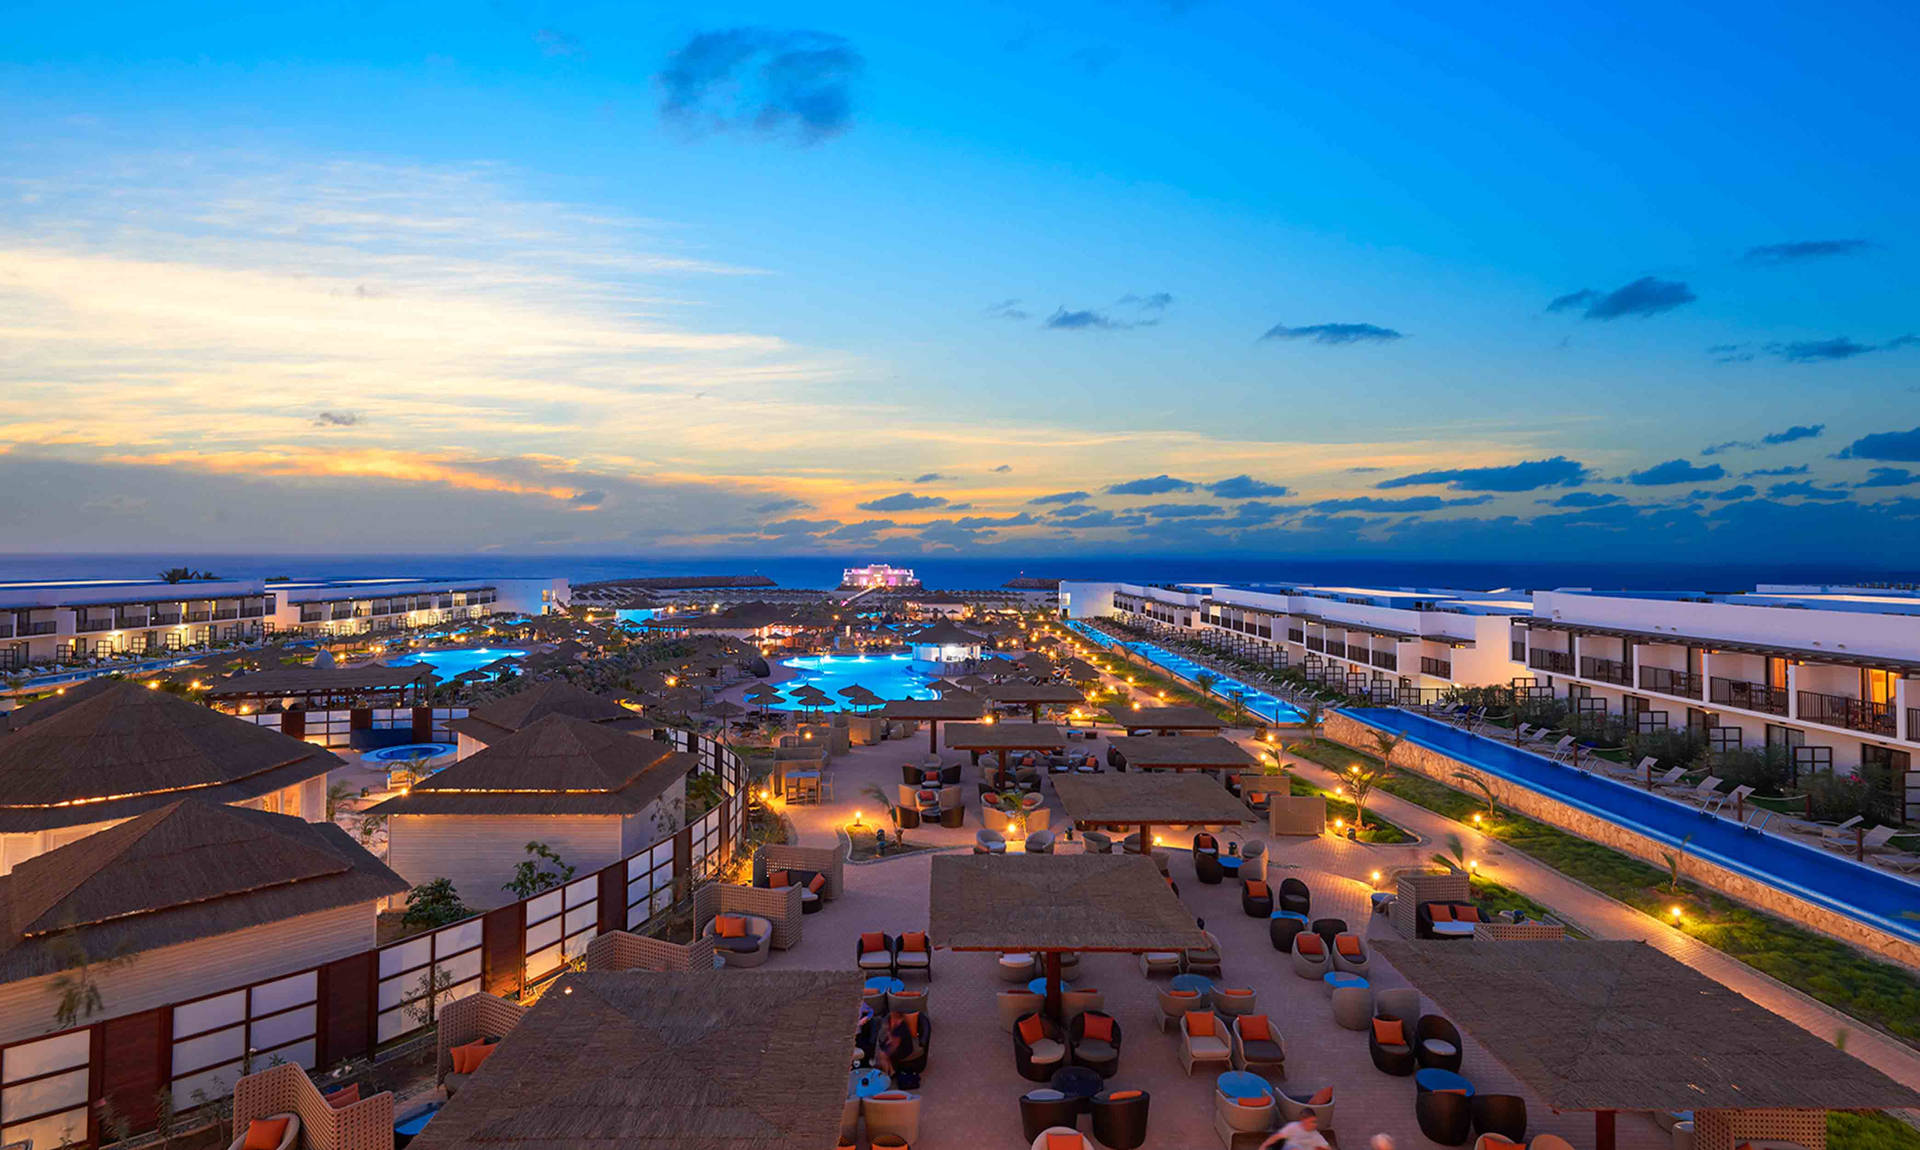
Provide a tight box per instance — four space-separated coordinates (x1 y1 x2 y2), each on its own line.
0 553 1912 593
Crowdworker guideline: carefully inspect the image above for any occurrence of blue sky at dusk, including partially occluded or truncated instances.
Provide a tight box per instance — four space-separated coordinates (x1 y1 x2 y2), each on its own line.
2 1 1916 561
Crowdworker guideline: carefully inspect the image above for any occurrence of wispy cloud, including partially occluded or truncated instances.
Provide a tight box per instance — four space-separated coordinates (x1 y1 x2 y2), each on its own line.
1313 495 1492 513
313 410 361 427
1207 475 1291 499
1107 474 1196 495
658 28 863 144
856 491 947 511
1547 276 1695 320
1628 459 1725 486
1743 239 1871 264
1260 321 1402 345
1117 291 1174 311
1029 490 1091 505
1134 502 1224 518
1702 424 1824 454
1543 492 1622 508
1742 465 1808 478
1767 480 1851 501
911 472 950 483
1377 457 1589 492
1044 306 1154 331
984 299 1030 321
1857 468 1919 488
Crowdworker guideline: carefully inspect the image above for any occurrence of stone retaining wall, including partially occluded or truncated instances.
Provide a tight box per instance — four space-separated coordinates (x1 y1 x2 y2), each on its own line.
1323 711 1920 970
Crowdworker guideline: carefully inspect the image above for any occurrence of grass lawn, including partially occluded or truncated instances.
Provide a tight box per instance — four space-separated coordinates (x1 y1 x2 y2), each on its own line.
1286 775 1413 844
1288 738 1920 1047
1830 1111 1920 1150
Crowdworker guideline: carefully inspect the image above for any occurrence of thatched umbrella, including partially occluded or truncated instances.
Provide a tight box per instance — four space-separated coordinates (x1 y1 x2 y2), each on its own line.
707 699 747 720
839 684 884 712
790 684 833 718
955 674 990 690
928 678 966 695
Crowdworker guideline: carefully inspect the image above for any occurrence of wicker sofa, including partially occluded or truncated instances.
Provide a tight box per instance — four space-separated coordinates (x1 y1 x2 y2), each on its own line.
231 1063 395 1150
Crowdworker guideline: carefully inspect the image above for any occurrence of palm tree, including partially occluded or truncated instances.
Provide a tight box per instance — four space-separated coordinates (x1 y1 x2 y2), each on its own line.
1194 670 1220 697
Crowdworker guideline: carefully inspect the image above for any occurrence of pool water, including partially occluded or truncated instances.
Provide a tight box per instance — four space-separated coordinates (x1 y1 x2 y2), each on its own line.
363 742 458 763
773 653 941 708
388 647 527 678
1342 708 1920 946
1064 621 1302 724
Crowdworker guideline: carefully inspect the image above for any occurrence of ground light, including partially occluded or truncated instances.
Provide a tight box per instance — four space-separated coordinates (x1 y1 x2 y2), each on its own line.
1670 905 1683 928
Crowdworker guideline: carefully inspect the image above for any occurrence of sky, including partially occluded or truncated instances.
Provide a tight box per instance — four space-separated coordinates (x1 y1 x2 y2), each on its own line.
2 0 1917 563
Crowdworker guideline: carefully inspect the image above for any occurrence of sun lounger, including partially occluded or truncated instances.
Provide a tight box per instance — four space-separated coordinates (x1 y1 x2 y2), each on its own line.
1701 784 1753 817
1679 776 1724 806
1816 815 1864 844
1543 736 1576 763
1648 766 1687 792
1823 824 1898 858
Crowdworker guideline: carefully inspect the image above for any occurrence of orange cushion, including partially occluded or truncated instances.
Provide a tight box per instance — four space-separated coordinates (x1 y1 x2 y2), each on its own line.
1048 1134 1083 1150
1186 1010 1217 1038
1309 1086 1334 1105
1372 1017 1405 1046
860 932 887 953
451 1040 496 1075
243 1118 290 1150
1430 904 1455 923
768 869 791 888
1107 1090 1143 1101
873 1091 911 1101
1082 1013 1113 1041
1457 905 1483 923
1335 935 1363 958
1018 1014 1046 1045
901 931 929 953
1239 1015 1272 1041
1246 881 1269 897
808 873 828 894
1436 1087 1468 1095
324 1084 360 1109
1237 1094 1272 1107
1169 989 1198 999
1296 934 1324 955
1220 987 1252 996
715 914 748 938
1481 1138 1519 1148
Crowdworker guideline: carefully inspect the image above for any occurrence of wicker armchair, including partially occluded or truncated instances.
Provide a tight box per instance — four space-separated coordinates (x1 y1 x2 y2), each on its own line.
1020 1090 1081 1141
1290 931 1329 979
1471 1095 1528 1142
1184 931 1223 977
894 930 933 980
1278 877 1312 915
1241 880 1274 917
695 883 802 951
1269 913 1308 953
701 912 773 967
436 992 527 1090
1060 986 1104 1023
1417 1089 1473 1145
1277 1084 1336 1130
1231 1014 1286 1077
1157 986 1204 1032
1369 1013 1417 1076
1068 1010 1123 1077
1194 850 1225 884
857 931 898 975
1090 1089 1151 1150
863 1090 924 1147
1331 932 1370 975
1178 1010 1232 1077
1030 1127 1093 1150
232 1064 393 1150
997 989 1045 1032
1416 1014 1464 1072
1014 1011 1068 1081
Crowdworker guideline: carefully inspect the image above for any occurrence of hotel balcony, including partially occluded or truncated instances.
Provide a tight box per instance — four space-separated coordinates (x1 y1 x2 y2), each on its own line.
21 621 56 636
1638 666 1703 700
0 623 12 639
1371 650 1397 671
77 618 114 633
186 610 212 622
1325 641 1347 659
212 608 239 620
1420 655 1452 679
1304 637 1325 652
1528 648 1574 675
1578 655 1633 687
152 613 182 626
1708 677 1790 716
1797 690 1896 737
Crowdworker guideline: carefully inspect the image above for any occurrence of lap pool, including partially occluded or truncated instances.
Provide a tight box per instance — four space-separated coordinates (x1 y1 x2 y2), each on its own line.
1064 620 1302 725
1342 708 1920 947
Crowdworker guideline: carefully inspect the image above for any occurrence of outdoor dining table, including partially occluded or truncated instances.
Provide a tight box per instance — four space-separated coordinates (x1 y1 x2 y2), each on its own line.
1170 973 1214 994
1415 1067 1475 1096
850 1068 893 1098
1028 976 1073 996
1049 1066 1104 1106
1431 920 1478 939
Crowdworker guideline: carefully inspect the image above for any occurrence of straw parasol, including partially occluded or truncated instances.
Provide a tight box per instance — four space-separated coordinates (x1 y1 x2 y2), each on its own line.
877 695 988 753
706 700 747 719
837 684 884 712
1106 704 1225 732
942 721 1066 774
1102 735 1259 773
1053 772 1251 854
982 682 1084 723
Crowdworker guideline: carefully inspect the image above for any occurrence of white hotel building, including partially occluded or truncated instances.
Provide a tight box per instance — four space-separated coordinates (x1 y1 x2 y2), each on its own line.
1060 579 1920 801
0 575 568 670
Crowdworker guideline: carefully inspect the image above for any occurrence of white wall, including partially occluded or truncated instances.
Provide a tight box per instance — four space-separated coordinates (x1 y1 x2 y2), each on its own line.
385 814 625 911
1536 590 1920 661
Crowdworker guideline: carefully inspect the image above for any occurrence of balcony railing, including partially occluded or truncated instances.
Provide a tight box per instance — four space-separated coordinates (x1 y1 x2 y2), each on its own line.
1578 656 1633 687
1420 656 1452 679
0 624 12 639
1287 629 1304 644
152 613 181 626
1528 649 1574 674
1371 650 1397 671
1797 690 1896 736
1325 642 1347 659
1305 637 1325 652
240 606 266 618
1909 709 1919 744
1639 666 1703 700
77 618 114 632
1709 677 1789 716
186 611 211 623
22 621 56 636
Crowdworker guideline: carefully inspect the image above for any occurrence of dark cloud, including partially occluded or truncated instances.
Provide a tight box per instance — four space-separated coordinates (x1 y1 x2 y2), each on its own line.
568 489 606 508
1544 492 1623 508
1377 456 1589 493
820 519 893 542
1107 475 1196 495
1313 495 1493 513
1050 508 1148 528
1701 424 1824 454
751 497 810 514
984 299 1029 321
1207 475 1292 499
1047 504 1094 518
1857 468 1920 488
1767 481 1851 502
856 491 947 511
1117 291 1174 311
944 503 973 512
1711 485 1756 501
992 464 1012 473
1743 239 1871 264
1742 465 1808 478
952 512 1035 528
1134 503 1225 518
1044 306 1154 331
1230 501 1288 524
312 410 360 427
1260 321 1403 345
1029 490 1091 505
659 28 862 144
1768 335 1918 363
1547 276 1695 320
757 517 841 538
1628 459 1725 486
911 473 950 483
1835 427 1920 462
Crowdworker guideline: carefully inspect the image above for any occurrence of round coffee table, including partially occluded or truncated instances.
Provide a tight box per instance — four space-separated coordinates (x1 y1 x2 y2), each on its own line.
1050 1065 1104 1107
864 976 905 994
1028 976 1073 996
1219 855 1244 879
1215 1069 1271 1101
850 1068 893 1098
1170 973 1214 995
1415 1067 1475 1096
1323 971 1368 991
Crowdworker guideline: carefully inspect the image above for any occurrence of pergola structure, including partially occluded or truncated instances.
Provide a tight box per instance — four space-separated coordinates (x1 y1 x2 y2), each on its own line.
1053 772 1251 857
1106 704 1225 733
1104 735 1259 773
877 694 987 753
982 682 1085 723
943 721 1066 773
1376 939 1920 1150
407 970 865 1150
929 854 1207 1017
201 663 438 708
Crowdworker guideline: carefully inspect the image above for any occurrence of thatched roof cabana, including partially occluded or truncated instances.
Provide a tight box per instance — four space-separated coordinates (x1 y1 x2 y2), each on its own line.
368 714 696 817
1103 735 1259 772
201 662 436 705
944 721 1066 771
982 682 1085 722
1374 939 1920 1129
1107 704 1224 732
929 854 1207 1014
877 694 987 752
0 682 342 833
407 970 864 1150
1053 772 1252 833
451 681 652 746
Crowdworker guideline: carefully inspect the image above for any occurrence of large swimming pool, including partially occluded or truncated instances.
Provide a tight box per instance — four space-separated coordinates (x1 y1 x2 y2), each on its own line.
1065 620 1303 724
388 647 527 678
772 653 941 708
1342 708 1920 947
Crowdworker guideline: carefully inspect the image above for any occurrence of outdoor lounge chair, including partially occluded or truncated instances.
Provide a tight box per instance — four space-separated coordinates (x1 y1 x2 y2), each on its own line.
1825 824 1900 857
1179 1010 1233 1076
999 952 1036 980
761 867 829 914
1240 840 1268 882
895 931 933 980
1331 932 1369 975
1241 880 1274 917
227 1114 299 1150
703 913 772 967
1025 829 1057 854
1210 986 1258 1017
1061 986 1104 1023
1214 1075 1276 1140
1702 784 1754 817
1291 931 1329 979
1679 776 1725 807
998 989 1044 1031
1817 814 1865 843
1184 931 1223 977
1369 1014 1417 1076
1083 830 1114 853
1417 1089 1474 1146
1141 949 1183 978
1276 1084 1335 1129
976 827 1008 854
1090 1089 1151 1150
1542 736 1576 763
1069 1010 1123 1077
1231 1014 1286 1076
1030 1126 1093 1150
1416 1014 1464 1072
1194 850 1225 884
1278 877 1312 915
1014 1011 1068 1081
1471 1095 1528 1142
1020 1090 1082 1142
864 1090 923 1147
857 931 898 975
1648 765 1688 791
889 1012 933 1076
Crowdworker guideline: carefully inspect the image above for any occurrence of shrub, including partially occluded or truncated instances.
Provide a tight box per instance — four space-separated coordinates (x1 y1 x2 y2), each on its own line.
1710 746 1793 796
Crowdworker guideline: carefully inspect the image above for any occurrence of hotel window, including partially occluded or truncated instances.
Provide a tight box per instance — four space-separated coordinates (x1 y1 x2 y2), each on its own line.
1862 668 1896 707
1861 745 1911 774
1791 745 1833 781
1706 726 1742 753
1765 724 1803 750
1767 657 1788 692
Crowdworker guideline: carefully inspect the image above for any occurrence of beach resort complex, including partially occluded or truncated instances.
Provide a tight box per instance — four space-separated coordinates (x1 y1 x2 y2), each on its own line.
0 568 1913 1150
